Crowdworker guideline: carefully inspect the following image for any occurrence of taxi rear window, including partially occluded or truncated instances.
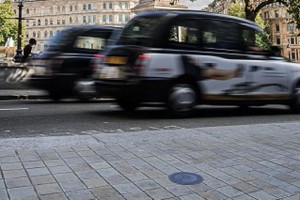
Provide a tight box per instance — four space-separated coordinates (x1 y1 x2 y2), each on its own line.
117 15 162 46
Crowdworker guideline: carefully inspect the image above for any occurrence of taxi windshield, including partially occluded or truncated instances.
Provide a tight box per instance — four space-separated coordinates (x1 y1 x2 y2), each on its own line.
117 15 162 46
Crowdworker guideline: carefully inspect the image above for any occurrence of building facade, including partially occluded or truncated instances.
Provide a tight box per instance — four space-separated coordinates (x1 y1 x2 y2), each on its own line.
202 0 300 62
12 0 139 51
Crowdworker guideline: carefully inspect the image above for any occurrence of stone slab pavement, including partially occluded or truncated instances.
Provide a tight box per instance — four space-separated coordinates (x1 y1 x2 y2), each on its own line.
0 123 300 200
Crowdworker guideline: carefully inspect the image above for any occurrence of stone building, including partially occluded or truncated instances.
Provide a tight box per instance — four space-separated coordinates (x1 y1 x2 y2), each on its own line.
132 0 187 14
202 0 300 62
11 0 139 51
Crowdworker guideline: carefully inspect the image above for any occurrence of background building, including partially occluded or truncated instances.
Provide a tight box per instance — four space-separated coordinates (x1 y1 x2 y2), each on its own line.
12 0 139 51
203 0 300 62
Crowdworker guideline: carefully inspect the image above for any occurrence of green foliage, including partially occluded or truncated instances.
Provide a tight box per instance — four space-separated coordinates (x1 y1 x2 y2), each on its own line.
0 0 18 46
288 0 300 29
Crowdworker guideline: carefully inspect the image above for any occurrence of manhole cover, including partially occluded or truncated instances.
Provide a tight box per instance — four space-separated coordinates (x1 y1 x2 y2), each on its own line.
168 172 204 185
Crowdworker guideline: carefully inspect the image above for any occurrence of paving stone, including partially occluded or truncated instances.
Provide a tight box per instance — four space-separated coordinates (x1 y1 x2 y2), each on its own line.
48 165 72 175
0 156 19 163
134 179 161 191
3 169 27 179
82 155 104 163
265 187 292 198
35 183 63 195
179 193 205 200
66 189 95 200
76 150 98 157
58 152 80 159
69 163 92 172
0 162 23 170
26 167 51 176
105 174 130 185
113 182 141 194
8 186 36 199
97 168 121 178
59 180 87 192
5 177 32 189
145 188 174 200
232 194 257 200
43 159 65 167
63 158 86 166
249 190 277 200
166 185 194 196
23 161 45 169
216 185 244 198
81 177 108 189
40 192 68 200
0 179 5 189
90 185 120 198
123 192 152 200
0 150 16 158
89 161 111 170
19 154 41 162
142 169 166 178
124 172 148 182
195 189 228 200
30 175 56 186
0 189 9 200
54 173 79 182
232 181 259 193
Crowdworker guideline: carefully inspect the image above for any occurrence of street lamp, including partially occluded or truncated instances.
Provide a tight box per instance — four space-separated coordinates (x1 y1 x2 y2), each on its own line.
14 0 24 62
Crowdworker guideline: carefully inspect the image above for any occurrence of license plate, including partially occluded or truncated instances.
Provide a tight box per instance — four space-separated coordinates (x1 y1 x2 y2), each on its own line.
105 56 127 65
100 67 123 79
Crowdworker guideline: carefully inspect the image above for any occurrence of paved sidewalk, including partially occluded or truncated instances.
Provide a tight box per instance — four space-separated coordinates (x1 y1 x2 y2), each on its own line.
0 89 48 100
0 123 300 200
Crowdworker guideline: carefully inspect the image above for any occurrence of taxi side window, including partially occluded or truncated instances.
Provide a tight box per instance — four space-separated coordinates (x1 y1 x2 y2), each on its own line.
167 20 201 49
201 20 242 51
74 36 106 50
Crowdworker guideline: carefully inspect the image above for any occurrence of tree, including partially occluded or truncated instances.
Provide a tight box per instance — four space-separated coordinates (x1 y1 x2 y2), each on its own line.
228 2 272 50
0 0 18 46
185 0 300 29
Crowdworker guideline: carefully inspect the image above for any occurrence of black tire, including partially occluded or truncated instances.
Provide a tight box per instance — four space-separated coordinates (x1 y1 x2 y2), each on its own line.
116 99 139 111
49 90 63 101
167 83 197 117
289 84 300 113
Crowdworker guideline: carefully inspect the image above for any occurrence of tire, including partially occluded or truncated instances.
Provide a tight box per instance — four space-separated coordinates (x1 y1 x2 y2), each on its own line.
49 90 63 101
167 83 197 117
289 84 300 113
116 99 139 111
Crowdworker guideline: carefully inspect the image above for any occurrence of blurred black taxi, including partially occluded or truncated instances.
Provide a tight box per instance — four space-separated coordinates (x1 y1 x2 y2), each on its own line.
93 10 300 117
29 25 121 101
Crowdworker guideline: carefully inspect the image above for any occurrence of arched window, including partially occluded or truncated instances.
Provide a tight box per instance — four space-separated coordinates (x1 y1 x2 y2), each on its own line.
69 17 72 24
38 19 41 26
102 15 107 23
50 30 53 37
45 19 48 25
26 9 29 14
62 6 65 12
37 31 41 38
44 31 48 38
50 19 53 25
125 2 128 9
70 5 73 12
103 3 106 9
33 32 36 38
109 2 113 9
119 2 122 9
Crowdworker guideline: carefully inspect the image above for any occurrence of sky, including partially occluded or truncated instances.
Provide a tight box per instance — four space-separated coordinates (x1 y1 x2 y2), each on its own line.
180 0 214 10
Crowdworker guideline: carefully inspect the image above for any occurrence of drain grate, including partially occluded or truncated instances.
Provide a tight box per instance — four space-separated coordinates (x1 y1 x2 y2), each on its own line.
168 172 204 185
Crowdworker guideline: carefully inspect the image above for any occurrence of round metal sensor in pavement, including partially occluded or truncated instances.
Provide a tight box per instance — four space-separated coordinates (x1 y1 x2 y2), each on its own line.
168 172 204 185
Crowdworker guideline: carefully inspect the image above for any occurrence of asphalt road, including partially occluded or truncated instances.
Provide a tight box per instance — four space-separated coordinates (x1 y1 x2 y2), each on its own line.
1 99 300 139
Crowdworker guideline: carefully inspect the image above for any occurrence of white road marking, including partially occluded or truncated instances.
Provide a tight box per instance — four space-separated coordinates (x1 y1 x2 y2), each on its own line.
0 108 29 111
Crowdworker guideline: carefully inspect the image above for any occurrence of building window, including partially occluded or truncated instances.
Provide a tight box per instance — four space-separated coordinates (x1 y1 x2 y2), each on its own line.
33 32 36 38
50 19 53 25
125 14 130 22
50 31 53 37
83 4 86 10
88 4 91 10
125 2 129 9
50 7 53 14
62 6 65 12
62 19 65 25
290 37 295 45
118 14 123 22
83 16 86 23
70 5 73 12
57 6 60 13
88 16 91 23
109 15 113 22
69 17 73 24
102 15 107 23
33 20 36 26
93 15 96 23
103 3 107 9
276 36 280 44
26 9 29 14
45 19 48 25
275 24 280 32
119 2 122 9
37 31 40 38
57 19 60 25
274 10 279 18
109 2 113 9
75 5 78 11
44 31 48 38
291 49 296 61
287 23 295 32
38 19 41 26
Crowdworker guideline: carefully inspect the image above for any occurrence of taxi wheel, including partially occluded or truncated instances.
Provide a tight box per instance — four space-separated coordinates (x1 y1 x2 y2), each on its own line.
49 90 63 101
290 83 300 113
167 84 197 117
116 99 139 111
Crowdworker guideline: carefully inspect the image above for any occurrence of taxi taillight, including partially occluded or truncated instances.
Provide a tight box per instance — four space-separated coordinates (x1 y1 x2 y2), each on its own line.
133 54 151 74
